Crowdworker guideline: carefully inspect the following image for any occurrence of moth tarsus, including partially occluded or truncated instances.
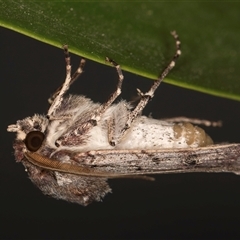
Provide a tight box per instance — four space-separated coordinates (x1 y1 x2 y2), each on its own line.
7 31 240 206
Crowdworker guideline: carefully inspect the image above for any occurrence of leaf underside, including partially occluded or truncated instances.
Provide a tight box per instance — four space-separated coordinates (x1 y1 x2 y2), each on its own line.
1 1 240 101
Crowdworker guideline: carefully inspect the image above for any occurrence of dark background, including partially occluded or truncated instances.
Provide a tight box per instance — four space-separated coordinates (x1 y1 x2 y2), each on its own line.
1 26 240 239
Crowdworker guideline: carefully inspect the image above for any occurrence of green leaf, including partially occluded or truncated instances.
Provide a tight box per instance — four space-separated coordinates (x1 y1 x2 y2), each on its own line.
1 1 240 100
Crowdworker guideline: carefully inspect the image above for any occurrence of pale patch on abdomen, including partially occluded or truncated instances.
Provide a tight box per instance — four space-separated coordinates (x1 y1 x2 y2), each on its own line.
116 117 213 150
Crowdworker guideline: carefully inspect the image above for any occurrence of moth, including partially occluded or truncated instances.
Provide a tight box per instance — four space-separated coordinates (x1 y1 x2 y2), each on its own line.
7 31 240 206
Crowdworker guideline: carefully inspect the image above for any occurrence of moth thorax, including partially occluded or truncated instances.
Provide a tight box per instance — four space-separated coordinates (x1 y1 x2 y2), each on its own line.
173 122 213 147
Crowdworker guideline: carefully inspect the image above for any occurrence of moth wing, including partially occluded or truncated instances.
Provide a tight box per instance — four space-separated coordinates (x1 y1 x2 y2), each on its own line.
22 159 111 206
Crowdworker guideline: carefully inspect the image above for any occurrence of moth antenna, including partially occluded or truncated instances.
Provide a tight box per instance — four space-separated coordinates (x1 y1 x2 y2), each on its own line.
88 57 124 123
24 151 154 181
47 45 85 117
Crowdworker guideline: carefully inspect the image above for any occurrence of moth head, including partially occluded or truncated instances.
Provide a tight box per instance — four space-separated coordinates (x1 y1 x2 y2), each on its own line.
7 114 49 161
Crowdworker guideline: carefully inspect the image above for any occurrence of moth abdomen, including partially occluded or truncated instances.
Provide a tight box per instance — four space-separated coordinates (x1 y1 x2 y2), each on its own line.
173 122 213 147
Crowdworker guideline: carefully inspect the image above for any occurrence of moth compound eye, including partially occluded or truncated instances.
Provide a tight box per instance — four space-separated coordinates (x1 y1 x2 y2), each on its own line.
25 131 45 152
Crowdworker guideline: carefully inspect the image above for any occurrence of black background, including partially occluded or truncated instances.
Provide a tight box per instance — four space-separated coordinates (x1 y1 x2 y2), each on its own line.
1 26 240 239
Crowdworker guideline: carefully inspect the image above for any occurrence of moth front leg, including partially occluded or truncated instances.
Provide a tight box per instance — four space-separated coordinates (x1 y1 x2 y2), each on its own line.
47 45 86 118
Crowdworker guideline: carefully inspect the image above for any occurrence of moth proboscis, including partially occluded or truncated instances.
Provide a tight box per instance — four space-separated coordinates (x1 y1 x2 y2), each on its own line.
7 31 240 206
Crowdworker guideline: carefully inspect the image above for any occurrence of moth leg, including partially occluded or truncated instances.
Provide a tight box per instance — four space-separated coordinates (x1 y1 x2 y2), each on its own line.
89 57 124 124
162 117 222 127
47 45 86 118
112 31 181 145
107 117 116 146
